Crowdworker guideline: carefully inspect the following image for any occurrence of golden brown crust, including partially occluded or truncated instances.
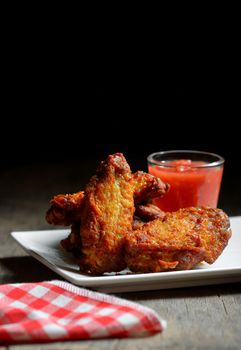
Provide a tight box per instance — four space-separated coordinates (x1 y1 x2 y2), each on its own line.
46 171 169 226
125 207 231 273
46 191 84 226
78 153 135 274
133 171 169 204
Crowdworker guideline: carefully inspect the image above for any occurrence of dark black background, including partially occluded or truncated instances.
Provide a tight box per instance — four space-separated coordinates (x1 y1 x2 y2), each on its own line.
1 21 240 215
2 58 239 165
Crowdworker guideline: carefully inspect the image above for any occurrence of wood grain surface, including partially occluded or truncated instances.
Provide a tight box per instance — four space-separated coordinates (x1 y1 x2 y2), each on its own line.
1 161 241 350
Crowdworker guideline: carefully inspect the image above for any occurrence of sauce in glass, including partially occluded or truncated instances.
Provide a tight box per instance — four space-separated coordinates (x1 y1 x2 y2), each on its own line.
149 159 224 212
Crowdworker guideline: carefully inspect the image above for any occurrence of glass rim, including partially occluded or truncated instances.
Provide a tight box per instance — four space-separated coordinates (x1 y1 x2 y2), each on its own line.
147 150 225 168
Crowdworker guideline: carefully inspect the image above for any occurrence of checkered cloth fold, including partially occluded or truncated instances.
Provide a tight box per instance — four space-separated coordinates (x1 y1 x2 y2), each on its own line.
0 280 166 344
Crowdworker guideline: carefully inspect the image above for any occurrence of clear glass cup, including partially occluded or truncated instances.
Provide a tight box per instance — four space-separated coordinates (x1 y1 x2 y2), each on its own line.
147 150 224 212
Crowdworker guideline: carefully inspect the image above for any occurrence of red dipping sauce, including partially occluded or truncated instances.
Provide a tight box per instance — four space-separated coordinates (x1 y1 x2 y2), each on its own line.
148 151 224 212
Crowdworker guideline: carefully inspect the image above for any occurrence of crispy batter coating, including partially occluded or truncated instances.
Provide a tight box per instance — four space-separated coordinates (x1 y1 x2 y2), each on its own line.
79 153 135 274
46 191 84 226
125 207 231 273
133 171 169 204
46 171 169 226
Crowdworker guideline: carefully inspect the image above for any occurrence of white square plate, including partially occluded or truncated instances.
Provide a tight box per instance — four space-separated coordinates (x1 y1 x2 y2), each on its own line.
11 216 241 293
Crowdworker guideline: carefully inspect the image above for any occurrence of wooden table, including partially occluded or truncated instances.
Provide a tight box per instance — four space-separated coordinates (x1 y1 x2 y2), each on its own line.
1 161 241 350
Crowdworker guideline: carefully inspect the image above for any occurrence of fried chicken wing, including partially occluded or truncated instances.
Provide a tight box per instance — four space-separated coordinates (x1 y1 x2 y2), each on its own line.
78 153 135 274
46 167 169 226
125 207 231 273
133 171 169 204
46 152 231 277
46 191 84 226
46 171 169 226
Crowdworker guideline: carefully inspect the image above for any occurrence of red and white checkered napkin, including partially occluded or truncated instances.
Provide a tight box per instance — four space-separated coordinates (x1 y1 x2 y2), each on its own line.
0 280 166 344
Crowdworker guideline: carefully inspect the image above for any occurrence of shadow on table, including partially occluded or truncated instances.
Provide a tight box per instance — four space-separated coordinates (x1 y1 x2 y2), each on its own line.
0 256 60 284
120 281 241 300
